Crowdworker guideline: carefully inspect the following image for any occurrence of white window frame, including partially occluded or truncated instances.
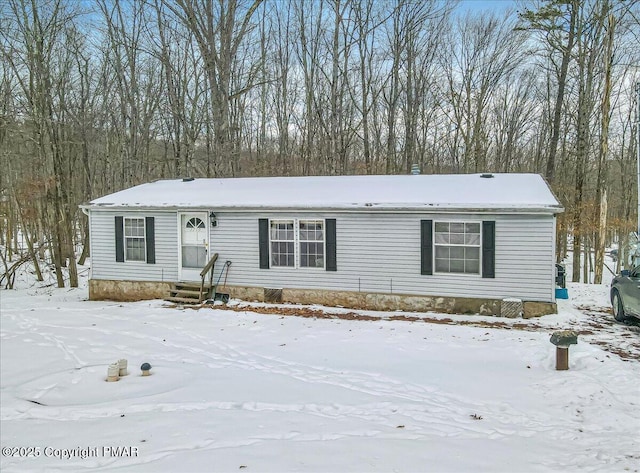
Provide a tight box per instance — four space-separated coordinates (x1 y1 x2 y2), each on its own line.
270 220 295 268
299 220 325 269
433 221 481 275
269 219 325 269
124 217 146 262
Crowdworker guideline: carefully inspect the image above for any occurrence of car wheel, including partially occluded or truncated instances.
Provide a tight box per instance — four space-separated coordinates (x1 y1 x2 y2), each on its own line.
612 290 626 322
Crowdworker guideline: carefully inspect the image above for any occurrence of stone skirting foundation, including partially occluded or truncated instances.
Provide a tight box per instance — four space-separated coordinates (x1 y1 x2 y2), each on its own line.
89 279 173 302
89 279 557 318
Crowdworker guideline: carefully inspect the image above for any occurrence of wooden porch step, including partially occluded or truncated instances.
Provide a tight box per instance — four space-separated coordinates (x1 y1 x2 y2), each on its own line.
170 289 201 297
165 296 203 305
173 283 211 291
165 282 214 305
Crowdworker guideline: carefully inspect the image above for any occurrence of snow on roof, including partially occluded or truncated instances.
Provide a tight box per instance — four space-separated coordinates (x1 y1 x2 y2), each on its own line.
87 173 563 213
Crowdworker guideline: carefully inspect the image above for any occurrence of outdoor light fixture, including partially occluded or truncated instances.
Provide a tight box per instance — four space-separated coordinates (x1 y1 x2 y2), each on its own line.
209 211 218 227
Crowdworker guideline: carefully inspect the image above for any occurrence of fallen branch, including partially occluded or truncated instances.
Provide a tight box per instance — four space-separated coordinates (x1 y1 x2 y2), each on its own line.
0 253 31 289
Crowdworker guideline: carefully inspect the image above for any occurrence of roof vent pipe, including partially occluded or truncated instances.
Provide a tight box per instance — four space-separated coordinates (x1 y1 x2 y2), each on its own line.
182 177 195 182
410 164 420 175
480 173 494 178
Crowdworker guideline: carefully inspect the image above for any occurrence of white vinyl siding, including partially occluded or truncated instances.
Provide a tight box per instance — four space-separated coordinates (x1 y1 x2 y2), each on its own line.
90 210 178 281
210 212 556 302
88 209 556 302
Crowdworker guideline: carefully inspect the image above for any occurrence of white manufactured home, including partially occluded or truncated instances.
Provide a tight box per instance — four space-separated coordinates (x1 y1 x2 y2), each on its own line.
81 173 564 317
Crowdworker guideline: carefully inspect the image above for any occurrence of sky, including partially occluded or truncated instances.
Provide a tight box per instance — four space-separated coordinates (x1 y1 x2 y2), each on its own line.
458 0 521 14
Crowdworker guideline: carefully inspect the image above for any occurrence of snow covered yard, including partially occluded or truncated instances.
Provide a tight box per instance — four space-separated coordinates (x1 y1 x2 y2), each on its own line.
1 283 639 472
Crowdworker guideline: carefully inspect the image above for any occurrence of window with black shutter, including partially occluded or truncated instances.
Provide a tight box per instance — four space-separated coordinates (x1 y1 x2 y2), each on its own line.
115 216 155 264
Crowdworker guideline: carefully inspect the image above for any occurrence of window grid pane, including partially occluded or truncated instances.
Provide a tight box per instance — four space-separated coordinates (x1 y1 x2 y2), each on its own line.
125 238 145 261
269 220 324 268
299 220 324 268
125 218 145 238
434 221 481 275
300 241 324 268
270 221 295 267
124 218 145 261
186 217 205 229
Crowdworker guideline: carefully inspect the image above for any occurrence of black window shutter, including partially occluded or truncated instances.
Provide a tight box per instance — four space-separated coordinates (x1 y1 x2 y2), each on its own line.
115 216 124 262
258 218 269 269
421 220 433 275
325 219 337 271
482 221 495 278
145 217 155 264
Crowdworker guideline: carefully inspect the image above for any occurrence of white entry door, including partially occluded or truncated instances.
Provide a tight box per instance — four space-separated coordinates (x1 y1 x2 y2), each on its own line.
179 212 209 281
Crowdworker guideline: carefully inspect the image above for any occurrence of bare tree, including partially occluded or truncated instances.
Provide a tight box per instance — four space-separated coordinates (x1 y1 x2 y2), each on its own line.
165 0 264 176
520 0 579 183
1 0 638 289
98 0 162 187
593 3 615 284
442 11 529 173
490 70 539 172
1 0 84 287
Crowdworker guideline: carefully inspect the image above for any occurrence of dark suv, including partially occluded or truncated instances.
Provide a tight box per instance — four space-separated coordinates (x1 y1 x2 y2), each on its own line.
611 266 640 322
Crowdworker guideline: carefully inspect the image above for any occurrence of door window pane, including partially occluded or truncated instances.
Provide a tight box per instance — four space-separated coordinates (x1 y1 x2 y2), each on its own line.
182 245 207 268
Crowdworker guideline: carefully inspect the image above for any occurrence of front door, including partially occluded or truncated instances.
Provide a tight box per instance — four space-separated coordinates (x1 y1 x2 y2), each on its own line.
179 212 209 281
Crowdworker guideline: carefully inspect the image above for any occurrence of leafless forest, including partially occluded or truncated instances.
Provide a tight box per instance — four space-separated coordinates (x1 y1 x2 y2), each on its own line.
0 0 638 288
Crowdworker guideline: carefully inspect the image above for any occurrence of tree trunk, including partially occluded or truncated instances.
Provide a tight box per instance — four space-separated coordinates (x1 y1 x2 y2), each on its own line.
545 0 578 183
593 7 614 284
78 217 90 266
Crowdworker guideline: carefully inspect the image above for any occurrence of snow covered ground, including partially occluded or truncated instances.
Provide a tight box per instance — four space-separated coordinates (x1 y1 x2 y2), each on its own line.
1 268 639 472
